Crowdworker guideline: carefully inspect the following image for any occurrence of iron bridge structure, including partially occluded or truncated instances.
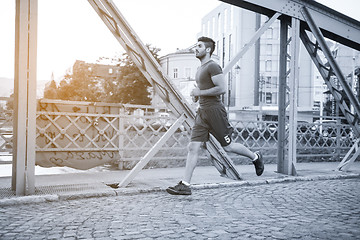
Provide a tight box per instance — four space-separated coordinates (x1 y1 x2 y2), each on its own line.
10 0 360 195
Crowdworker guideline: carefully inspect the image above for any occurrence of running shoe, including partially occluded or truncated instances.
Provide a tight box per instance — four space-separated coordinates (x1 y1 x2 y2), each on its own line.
166 181 192 195
253 151 264 176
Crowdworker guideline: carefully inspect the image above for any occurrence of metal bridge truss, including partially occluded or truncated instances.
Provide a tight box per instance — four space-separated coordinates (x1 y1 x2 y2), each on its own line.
11 0 360 194
221 12 300 175
299 7 360 171
88 0 242 186
221 0 360 174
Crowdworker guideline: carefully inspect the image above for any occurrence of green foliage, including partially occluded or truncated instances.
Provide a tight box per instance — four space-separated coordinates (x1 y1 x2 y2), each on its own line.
56 62 102 102
43 80 58 99
5 93 13 111
44 44 161 105
102 44 160 105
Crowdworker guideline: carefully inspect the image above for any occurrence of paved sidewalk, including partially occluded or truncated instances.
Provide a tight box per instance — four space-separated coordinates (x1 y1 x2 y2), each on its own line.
0 161 359 206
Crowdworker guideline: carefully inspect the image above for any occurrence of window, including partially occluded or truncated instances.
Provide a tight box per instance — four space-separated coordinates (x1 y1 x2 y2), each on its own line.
266 76 271 84
267 28 273 39
185 68 191 79
230 6 234 30
265 60 272 72
207 21 210 37
272 76 278 87
173 68 178 79
228 34 232 61
266 92 272 104
212 17 216 38
222 37 226 67
109 68 113 74
314 101 320 107
266 44 272 55
218 13 221 36
224 9 228 32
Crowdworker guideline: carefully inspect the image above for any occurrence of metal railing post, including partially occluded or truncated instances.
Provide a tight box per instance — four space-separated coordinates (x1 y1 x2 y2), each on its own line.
12 0 37 195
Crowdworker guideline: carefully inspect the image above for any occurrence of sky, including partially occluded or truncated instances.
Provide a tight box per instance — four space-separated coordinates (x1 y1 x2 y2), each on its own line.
0 0 359 81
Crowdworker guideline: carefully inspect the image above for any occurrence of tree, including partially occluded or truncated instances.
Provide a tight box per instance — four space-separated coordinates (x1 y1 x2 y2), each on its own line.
102 44 161 105
5 93 13 111
56 61 102 102
43 44 161 105
43 80 58 99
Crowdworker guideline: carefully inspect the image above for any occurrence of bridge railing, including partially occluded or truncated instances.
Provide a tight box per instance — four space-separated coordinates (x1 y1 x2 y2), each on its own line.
0 99 355 167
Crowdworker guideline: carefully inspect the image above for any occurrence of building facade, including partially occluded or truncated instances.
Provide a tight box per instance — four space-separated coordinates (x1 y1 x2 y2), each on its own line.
160 3 352 122
160 49 200 104
159 48 220 106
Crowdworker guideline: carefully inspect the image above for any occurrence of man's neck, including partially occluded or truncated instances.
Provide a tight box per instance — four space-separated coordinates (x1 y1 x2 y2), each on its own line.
200 55 211 66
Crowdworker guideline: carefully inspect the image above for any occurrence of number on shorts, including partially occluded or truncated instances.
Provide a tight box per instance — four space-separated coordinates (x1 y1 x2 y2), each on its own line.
224 135 231 144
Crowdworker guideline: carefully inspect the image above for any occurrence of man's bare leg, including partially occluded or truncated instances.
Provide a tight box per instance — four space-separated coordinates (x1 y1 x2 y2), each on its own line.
223 142 256 160
183 141 202 184
166 141 202 195
223 142 264 176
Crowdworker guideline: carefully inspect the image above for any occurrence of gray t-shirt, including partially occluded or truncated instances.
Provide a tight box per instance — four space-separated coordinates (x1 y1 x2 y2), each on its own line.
195 60 223 109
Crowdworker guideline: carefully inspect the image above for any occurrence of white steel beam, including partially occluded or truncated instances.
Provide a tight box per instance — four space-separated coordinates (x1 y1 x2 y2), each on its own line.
337 139 360 171
12 0 37 195
277 18 289 174
287 17 300 176
88 0 194 130
223 12 281 74
300 7 360 127
299 7 360 171
118 114 186 188
89 0 242 183
221 0 360 50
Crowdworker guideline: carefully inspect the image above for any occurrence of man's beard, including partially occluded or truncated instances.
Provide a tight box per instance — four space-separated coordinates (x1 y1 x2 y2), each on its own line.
196 52 205 60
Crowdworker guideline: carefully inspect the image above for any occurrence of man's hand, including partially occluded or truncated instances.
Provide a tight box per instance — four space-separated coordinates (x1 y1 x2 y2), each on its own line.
191 85 201 97
191 85 200 102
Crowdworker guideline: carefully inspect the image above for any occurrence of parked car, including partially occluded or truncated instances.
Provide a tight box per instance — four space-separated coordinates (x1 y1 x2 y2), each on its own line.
311 120 337 137
295 121 308 133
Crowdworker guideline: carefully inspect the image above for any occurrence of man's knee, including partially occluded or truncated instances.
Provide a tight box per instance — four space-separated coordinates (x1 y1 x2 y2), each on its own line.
187 142 202 153
222 143 233 152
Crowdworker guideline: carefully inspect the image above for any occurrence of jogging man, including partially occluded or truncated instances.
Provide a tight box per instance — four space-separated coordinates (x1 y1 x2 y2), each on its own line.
166 37 264 195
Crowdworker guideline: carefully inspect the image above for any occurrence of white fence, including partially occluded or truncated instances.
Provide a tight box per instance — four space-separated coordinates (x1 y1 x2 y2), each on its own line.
0 99 355 169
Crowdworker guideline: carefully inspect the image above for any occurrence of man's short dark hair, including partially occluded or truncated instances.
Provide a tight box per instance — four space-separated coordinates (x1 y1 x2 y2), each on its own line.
198 36 216 56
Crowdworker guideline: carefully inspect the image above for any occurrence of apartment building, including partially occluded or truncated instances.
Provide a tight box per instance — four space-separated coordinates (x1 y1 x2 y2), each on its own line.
159 3 360 121
160 3 322 121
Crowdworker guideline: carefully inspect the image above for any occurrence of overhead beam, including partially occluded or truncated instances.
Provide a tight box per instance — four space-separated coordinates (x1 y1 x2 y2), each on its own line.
220 0 360 50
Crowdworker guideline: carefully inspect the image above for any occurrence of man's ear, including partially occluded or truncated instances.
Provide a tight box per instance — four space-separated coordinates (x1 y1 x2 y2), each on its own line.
206 48 211 53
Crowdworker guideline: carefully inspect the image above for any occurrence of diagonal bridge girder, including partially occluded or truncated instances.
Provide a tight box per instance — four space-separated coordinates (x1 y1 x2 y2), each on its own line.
88 0 242 186
88 0 195 130
88 0 360 181
221 0 360 170
300 7 360 137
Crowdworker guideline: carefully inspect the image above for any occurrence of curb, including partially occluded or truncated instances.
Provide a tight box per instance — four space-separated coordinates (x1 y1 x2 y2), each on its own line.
192 173 360 190
1 173 359 206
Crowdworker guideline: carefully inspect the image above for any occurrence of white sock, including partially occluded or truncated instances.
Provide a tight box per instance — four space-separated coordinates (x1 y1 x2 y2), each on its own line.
181 180 190 186
252 153 259 162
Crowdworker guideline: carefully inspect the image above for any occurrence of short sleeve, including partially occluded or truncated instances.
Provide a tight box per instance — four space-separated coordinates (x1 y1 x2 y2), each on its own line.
208 62 223 77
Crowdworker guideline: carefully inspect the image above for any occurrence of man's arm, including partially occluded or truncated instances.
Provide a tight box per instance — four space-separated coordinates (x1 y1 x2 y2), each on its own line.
191 74 226 97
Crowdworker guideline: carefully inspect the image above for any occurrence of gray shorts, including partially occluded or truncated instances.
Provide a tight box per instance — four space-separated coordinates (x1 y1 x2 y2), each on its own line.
190 105 233 146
